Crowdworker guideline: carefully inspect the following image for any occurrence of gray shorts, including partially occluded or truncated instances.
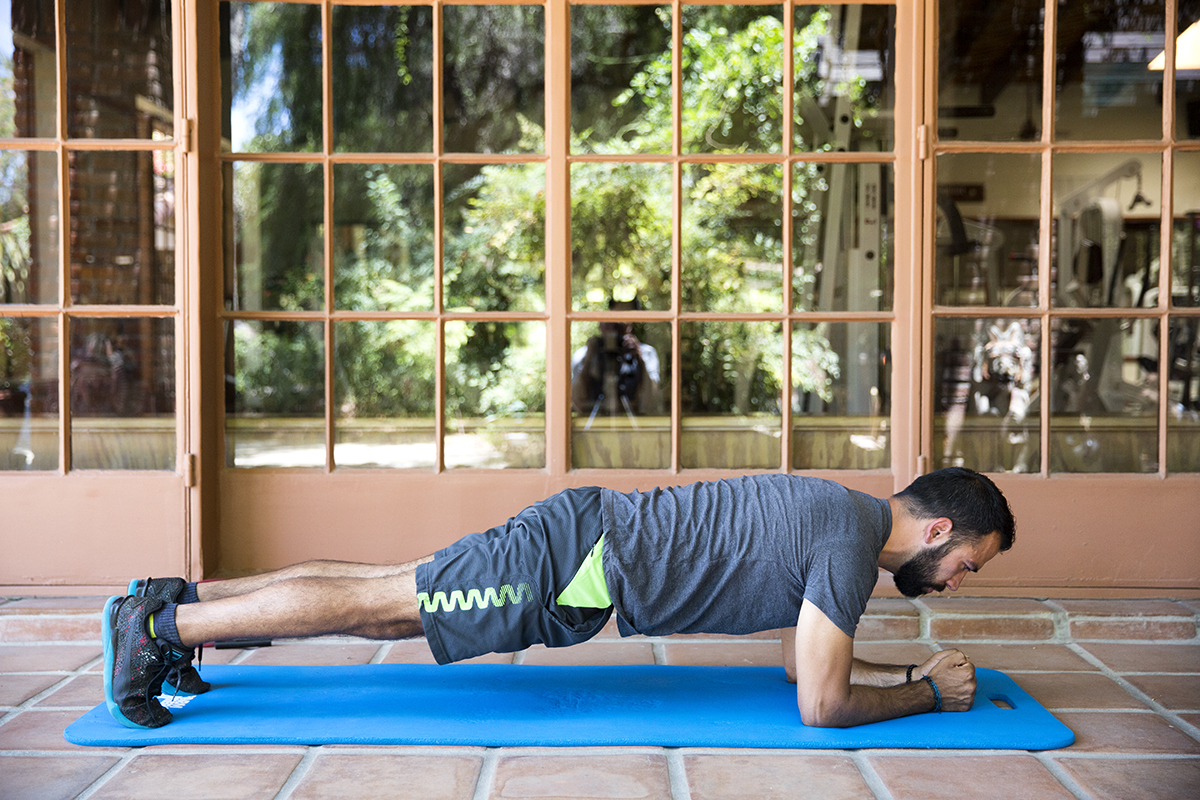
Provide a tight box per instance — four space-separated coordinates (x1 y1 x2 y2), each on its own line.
415 487 612 664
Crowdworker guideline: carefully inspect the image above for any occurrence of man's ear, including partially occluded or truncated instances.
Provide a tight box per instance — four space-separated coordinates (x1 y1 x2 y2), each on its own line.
924 517 954 545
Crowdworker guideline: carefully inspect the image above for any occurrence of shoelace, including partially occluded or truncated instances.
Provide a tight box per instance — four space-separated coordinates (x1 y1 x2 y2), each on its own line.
145 640 196 709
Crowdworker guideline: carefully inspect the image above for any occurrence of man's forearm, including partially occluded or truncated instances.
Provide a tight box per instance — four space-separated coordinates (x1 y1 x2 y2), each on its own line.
805 679 939 728
850 658 912 688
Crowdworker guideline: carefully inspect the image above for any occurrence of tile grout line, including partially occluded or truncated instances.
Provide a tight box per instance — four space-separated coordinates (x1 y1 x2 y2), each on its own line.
1049 753 1200 761
271 746 321 800
0 655 102 730
1065 642 1200 744
849 751 897 800
1033 753 1097 800
72 749 140 800
471 747 501 800
226 648 256 665
368 643 392 664
665 748 692 800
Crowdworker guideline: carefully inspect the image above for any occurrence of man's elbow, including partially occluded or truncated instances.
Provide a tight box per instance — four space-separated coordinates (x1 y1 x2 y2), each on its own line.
797 693 854 728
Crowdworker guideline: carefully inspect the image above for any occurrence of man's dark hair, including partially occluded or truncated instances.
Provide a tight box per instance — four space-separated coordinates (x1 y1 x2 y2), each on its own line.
895 467 1016 551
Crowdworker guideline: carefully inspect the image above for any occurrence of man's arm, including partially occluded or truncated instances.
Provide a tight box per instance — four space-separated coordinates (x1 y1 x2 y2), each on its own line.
782 627 910 687
785 601 977 728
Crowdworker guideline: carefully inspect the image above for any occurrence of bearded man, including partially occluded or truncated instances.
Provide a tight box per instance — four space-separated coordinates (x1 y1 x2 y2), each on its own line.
104 467 1014 731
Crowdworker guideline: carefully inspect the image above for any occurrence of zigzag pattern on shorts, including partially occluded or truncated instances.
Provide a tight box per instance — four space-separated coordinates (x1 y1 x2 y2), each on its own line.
418 582 535 613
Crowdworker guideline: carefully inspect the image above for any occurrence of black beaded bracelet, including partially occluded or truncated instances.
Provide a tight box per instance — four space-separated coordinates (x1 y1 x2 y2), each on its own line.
905 664 917 684
922 674 943 713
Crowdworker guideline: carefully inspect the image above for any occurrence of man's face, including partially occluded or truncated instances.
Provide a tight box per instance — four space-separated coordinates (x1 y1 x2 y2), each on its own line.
893 531 1002 598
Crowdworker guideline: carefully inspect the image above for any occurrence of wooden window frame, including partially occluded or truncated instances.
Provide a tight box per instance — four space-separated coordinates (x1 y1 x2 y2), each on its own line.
211 0 918 478
921 0 1200 477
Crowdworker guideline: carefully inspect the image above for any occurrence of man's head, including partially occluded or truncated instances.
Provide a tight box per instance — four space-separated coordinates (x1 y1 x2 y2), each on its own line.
891 468 1016 597
600 298 640 340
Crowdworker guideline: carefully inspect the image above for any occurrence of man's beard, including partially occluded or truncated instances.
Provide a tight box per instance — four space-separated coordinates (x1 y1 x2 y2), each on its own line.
893 540 956 598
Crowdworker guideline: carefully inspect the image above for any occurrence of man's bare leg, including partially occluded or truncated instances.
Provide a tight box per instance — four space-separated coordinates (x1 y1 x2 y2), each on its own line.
194 556 434 602
169 555 436 653
176 568 428 648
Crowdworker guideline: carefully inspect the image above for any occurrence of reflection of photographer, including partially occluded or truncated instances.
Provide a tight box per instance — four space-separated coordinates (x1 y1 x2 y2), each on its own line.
571 299 663 419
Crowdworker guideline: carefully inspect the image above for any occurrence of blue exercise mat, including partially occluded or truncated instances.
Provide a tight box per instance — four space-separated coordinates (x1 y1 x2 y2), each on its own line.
64 664 1074 750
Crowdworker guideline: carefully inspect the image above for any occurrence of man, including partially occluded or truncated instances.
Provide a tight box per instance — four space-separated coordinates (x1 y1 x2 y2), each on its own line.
570 297 664 417
103 467 1014 731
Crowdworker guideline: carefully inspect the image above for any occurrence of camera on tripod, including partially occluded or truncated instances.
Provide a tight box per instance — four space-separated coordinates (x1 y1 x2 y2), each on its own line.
601 328 643 404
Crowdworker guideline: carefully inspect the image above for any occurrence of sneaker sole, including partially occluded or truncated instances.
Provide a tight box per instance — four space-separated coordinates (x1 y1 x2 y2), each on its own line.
102 595 160 730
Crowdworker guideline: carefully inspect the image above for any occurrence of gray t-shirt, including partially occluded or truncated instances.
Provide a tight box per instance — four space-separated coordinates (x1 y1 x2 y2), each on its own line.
599 475 891 639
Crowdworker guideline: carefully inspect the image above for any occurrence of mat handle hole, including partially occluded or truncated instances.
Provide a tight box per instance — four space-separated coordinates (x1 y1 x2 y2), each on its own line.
989 695 1015 710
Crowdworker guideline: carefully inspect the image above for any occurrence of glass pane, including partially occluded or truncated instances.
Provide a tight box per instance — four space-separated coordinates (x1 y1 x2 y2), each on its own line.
334 320 435 470
570 4 672 154
793 321 890 469
69 149 175 305
795 4 895 152
1 150 58 304
0 316 56 470
683 163 783 313
443 163 545 312
793 161 892 312
1056 0 1165 141
333 163 434 312
682 5 783 154
937 0 1043 142
571 319 670 469
1174 151 1200 307
1167 317 1200 471
71 317 174 470
443 5 544 154
2 0 57 138
445 320 545 469
934 317 1041 473
223 2 321 152
571 162 671 311
680 320 783 469
332 5 434 153
1050 317 1157 472
1174 3 1200 139
227 161 323 312
936 154 1040 307
225 319 325 468
65 0 173 139
1053 153 1161 308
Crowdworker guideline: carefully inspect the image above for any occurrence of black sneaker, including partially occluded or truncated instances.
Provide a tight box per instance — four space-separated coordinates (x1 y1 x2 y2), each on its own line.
127 577 210 695
102 594 176 729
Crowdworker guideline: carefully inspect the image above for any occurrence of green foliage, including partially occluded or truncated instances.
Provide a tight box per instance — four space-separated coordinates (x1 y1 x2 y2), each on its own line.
446 321 545 421
0 215 31 306
231 6 863 420
1 53 32 306
335 321 435 418
334 164 436 312
0 317 32 386
232 321 323 415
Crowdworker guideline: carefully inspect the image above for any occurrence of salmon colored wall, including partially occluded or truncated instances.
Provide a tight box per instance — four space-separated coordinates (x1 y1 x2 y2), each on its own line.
215 472 896 571
2 471 1195 595
212 472 1198 594
0 473 187 590
967 475 1200 591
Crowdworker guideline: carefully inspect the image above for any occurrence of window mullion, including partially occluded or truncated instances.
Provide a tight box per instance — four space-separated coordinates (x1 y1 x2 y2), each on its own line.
780 2 794 473
545 0 570 476
322 0 335 473
433 1 446 473
670 1 683 473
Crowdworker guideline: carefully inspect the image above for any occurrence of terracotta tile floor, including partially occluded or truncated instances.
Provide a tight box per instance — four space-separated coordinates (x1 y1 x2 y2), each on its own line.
1 595 1197 800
